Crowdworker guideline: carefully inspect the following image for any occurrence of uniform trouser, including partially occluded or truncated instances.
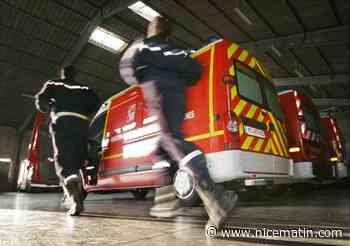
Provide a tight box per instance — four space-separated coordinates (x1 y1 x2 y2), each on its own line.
49 117 89 181
141 81 187 164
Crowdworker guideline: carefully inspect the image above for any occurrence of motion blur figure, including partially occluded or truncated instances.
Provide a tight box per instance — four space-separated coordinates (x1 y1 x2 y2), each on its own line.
35 66 100 216
119 17 238 232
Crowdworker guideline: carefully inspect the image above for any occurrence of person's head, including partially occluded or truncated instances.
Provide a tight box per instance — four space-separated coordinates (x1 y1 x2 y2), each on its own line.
60 65 76 81
147 16 172 39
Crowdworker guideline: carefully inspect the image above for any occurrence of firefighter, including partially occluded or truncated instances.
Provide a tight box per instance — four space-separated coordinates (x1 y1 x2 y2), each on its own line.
35 66 100 216
119 17 238 232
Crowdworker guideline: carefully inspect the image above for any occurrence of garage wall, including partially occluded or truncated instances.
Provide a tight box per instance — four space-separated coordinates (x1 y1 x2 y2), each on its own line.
0 126 18 191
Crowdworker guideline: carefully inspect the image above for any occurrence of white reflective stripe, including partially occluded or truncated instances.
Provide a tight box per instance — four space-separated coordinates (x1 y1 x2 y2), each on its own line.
64 174 79 185
139 44 188 57
46 81 89 90
179 150 203 168
53 112 90 121
163 50 188 56
139 44 162 51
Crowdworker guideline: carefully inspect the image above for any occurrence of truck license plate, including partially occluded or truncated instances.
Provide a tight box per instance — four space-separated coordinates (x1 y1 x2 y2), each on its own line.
244 126 265 138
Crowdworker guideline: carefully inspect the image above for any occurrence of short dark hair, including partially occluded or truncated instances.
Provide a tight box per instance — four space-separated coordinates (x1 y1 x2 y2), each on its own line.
148 16 172 38
62 65 76 81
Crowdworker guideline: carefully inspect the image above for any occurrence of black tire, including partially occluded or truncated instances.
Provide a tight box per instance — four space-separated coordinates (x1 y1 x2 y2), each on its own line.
131 189 149 200
179 190 201 207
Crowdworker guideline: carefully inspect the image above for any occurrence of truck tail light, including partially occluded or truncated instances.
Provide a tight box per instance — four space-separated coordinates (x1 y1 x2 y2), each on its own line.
330 157 338 162
289 147 301 153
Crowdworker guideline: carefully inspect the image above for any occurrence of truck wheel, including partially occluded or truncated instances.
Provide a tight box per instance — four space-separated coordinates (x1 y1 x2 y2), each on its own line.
131 189 149 200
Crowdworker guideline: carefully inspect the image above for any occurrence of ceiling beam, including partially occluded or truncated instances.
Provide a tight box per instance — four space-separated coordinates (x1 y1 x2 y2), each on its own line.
273 74 350 87
313 98 350 107
62 0 137 67
102 0 138 19
240 25 350 52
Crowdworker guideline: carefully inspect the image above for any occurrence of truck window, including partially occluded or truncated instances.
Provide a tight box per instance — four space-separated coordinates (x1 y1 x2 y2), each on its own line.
303 106 320 132
236 62 263 105
89 111 107 144
262 82 284 121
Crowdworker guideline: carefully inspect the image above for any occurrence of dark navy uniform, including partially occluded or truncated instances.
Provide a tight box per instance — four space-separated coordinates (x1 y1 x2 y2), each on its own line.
120 35 202 162
35 79 100 181
120 34 238 231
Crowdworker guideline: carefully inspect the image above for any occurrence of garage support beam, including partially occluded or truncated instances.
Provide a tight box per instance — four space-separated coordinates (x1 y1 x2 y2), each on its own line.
313 98 350 107
62 0 137 67
240 25 350 52
273 74 350 87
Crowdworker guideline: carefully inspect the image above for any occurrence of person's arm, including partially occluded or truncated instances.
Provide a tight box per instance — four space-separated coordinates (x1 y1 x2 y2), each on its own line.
119 38 145 85
35 81 55 113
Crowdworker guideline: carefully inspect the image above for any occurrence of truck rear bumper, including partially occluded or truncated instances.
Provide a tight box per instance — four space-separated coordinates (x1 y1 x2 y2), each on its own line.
292 161 315 179
336 162 348 178
205 150 291 183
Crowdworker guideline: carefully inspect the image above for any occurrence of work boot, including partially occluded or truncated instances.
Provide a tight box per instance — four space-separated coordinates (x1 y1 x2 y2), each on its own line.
179 150 238 231
63 174 84 216
150 185 183 218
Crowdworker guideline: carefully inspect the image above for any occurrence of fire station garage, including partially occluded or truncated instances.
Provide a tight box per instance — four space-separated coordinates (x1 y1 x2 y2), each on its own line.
0 0 350 245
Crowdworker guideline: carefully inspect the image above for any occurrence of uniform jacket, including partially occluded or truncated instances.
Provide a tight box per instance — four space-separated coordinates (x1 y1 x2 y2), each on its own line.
35 79 100 118
119 35 203 91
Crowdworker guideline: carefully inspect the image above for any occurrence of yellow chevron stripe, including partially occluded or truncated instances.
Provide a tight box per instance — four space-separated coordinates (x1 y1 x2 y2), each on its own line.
228 43 239 58
254 138 264 152
249 58 256 68
238 50 249 62
239 123 244 136
229 65 235 76
257 112 265 122
246 105 257 118
242 136 254 150
231 86 238 99
270 139 278 155
272 133 283 156
269 113 289 156
275 120 288 149
264 142 270 153
256 62 266 77
234 100 247 116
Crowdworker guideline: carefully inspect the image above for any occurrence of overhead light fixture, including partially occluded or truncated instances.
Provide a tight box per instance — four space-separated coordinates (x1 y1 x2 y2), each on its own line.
128 1 161 22
234 8 253 25
89 27 128 53
294 69 304 78
0 158 11 163
271 45 282 57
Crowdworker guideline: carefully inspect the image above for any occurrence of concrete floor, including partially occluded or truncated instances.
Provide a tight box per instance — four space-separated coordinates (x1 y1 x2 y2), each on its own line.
0 184 349 246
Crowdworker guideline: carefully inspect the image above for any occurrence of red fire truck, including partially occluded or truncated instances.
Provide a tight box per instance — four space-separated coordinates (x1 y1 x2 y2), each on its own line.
278 90 331 180
321 115 348 178
17 112 60 191
83 39 292 198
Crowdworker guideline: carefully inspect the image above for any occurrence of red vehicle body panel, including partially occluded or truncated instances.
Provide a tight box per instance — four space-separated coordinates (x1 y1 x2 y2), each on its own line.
18 112 59 190
83 39 290 192
321 116 345 164
278 90 330 178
